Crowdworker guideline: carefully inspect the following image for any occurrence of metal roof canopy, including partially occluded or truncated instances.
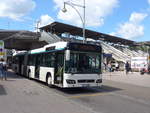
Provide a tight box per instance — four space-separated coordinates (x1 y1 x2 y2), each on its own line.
0 21 136 50
0 30 46 50
136 41 150 46
40 21 135 46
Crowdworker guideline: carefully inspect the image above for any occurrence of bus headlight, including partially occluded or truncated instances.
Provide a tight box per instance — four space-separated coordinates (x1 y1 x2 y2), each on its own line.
96 79 102 83
66 79 76 84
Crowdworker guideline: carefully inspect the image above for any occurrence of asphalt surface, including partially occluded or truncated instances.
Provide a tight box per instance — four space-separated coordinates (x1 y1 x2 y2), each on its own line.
1 70 150 113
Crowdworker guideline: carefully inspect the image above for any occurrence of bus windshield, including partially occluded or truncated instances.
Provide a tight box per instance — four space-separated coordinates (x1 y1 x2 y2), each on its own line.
65 51 101 74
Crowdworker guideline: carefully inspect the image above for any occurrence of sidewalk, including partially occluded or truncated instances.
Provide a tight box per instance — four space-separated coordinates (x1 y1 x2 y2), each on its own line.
103 71 150 88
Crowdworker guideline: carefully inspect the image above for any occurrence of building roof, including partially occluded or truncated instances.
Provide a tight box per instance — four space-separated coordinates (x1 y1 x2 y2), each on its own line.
0 30 46 50
136 41 150 46
0 22 137 50
40 21 135 46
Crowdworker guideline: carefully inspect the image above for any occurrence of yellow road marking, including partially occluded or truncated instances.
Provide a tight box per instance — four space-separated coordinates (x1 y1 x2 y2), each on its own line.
68 92 109 99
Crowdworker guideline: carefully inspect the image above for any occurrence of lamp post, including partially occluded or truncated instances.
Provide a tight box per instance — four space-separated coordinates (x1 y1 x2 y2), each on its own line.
36 20 41 33
144 43 150 70
62 0 86 43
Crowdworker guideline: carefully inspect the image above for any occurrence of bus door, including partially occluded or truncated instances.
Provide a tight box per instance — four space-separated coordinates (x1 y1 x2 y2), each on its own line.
23 54 28 76
18 56 23 75
54 52 64 84
34 54 41 79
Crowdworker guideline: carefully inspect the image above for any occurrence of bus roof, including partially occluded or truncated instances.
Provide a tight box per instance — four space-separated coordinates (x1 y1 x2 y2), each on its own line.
14 41 102 56
30 41 68 54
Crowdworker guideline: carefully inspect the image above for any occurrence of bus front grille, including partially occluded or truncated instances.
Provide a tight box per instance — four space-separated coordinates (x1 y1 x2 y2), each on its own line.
78 79 95 83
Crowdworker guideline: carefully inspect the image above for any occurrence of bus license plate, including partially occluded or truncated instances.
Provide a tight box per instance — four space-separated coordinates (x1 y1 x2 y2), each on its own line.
82 84 90 87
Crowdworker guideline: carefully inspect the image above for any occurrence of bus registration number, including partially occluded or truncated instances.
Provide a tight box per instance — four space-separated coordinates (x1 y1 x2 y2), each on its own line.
81 84 90 87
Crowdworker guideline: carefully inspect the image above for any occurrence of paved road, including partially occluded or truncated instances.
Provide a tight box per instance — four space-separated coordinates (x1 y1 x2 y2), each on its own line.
51 80 150 113
0 71 95 113
103 71 150 87
1 70 150 113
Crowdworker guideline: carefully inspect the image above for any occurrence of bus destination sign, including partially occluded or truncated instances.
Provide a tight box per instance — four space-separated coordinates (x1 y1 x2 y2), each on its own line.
69 43 101 52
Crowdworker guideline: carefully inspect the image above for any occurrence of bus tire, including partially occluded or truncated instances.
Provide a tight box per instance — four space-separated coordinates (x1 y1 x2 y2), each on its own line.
46 73 53 88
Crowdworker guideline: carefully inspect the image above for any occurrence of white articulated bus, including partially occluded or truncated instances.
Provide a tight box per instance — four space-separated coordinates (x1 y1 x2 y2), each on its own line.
12 41 102 88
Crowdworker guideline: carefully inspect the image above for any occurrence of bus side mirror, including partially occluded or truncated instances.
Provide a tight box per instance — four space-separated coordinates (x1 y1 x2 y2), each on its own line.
65 50 70 61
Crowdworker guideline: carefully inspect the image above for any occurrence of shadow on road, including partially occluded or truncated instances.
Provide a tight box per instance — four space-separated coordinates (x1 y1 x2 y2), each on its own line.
6 71 24 80
33 78 123 95
0 85 7 95
100 85 122 92
54 85 122 95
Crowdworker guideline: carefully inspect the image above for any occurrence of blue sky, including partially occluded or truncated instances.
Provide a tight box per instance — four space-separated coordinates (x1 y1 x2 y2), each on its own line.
0 0 150 42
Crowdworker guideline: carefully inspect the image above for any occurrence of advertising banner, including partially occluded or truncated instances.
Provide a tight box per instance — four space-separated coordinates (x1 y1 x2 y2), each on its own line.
131 57 148 69
0 40 5 58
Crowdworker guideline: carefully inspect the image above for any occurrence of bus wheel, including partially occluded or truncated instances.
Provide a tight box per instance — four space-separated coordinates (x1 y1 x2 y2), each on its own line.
46 74 53 87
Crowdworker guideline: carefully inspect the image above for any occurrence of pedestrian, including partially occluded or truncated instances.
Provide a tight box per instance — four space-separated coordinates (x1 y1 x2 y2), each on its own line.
0 58 7 80
107 62 112 72
115 62 119 71
125 61 130 74
0 59 3 80
103 62 107 71
140 64 147 75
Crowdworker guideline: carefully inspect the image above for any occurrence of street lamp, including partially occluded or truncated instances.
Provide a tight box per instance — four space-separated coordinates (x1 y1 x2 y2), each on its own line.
144 43 150 69
62 0 86 43
36 20 41 33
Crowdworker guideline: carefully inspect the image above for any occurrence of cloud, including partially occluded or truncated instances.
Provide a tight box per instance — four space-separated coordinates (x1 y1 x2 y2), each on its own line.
39 14 54 27
112 12 147 39
0 0 36 20
148 0 150 4
116 23 144 39
53 0 118 27
129 12 147 24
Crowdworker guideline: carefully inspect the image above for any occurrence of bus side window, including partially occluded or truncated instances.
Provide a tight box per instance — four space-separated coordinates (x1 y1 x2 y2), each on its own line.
50 53 55 67
39 54 43 66
28 55 35 66
31 55 36 66
28 55 31 65
37 54 42 66
45 53 51 67
41 54 46 67
45 53 49 67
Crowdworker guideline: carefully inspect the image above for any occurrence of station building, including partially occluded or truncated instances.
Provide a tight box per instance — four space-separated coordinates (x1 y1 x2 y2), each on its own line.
0 22 148 71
